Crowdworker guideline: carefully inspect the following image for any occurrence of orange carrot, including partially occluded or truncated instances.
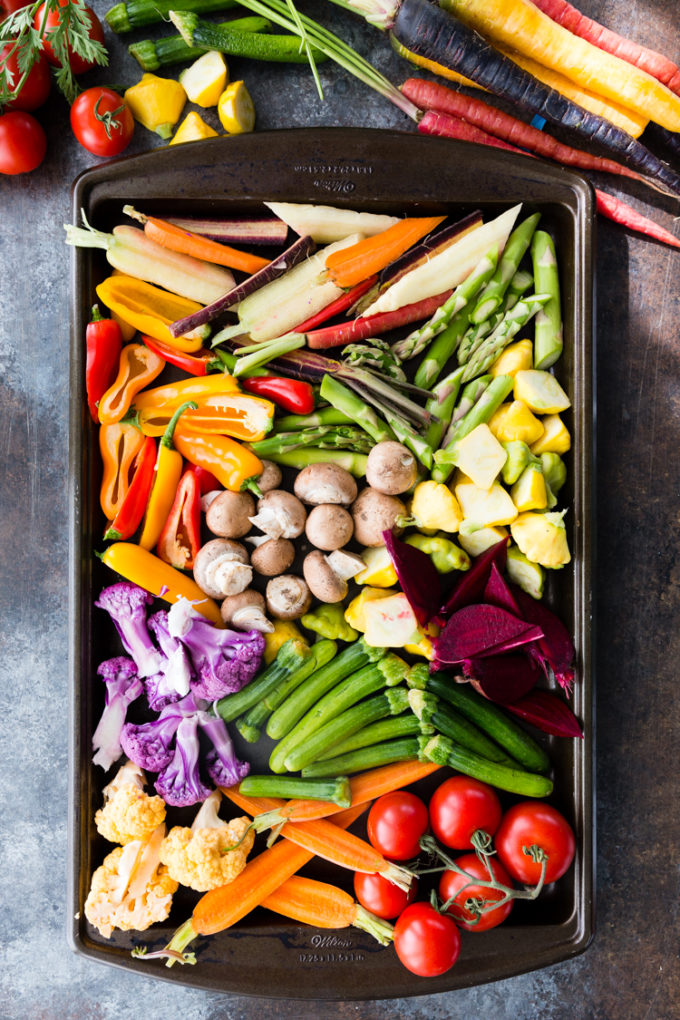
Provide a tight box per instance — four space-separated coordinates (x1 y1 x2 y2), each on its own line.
124 205 270 275
262 875 394 943
401 78 651 189
417 106 680 250
324 215 446 288
249 759 442 829
531 0 680 96
192 803 366 937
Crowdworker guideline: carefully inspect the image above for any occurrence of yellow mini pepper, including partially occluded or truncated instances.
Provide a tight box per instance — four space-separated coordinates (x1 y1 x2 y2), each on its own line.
96 274 206 353
124 73 187 139
132 371 240 411
101 542 223 626
138 401 197 551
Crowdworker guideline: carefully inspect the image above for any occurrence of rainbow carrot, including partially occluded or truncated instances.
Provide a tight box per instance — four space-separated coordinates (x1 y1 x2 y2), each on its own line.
324 215 446 287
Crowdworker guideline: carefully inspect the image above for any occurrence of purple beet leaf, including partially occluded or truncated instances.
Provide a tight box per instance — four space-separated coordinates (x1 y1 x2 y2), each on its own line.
463 652 542 704
382 529 441 626
438 537 509 620
484 563 521 616
511 587 575 692
433 603 543 666
504 688 583 738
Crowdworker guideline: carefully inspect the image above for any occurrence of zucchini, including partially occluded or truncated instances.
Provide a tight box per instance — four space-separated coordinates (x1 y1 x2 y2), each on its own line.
170 10 328 63
423 735 553 797
302 737 427 778
128 17 272 70
408 690 518 766
238 774 351 807
214 638 310 723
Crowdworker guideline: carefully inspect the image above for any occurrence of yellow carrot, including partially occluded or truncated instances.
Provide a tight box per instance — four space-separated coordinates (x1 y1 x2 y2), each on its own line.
443 0 680 131
324 215 446 288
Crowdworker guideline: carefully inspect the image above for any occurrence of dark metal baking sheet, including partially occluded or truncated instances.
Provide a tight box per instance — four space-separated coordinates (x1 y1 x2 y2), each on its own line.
68 128 595 999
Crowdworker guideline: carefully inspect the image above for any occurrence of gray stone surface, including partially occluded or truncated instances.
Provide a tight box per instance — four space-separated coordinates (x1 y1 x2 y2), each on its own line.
1 1 679 1017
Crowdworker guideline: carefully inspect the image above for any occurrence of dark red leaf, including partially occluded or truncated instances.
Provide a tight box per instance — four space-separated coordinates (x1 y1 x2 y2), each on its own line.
505 689 583 738
438 537 509 620
433 603 543 666
511 587 575 692
484 562 521 616
463 653 542 703
382 528 441 626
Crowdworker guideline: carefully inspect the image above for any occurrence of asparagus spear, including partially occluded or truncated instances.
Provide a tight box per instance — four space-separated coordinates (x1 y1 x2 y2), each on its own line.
469 214 541 324
438 374 492 450
531 230 563 369
275 407 353 431
250 426 374 457
457 266 534 365
262 448 368 476
319 374 395 444
431 374 515 483
424 366 465 450
412 307 472 390
392 247 499 362
461 295 551 382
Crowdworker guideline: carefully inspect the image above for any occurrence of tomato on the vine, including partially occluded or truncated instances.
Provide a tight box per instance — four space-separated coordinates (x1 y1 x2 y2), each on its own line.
428 775 502 850
439 853 515 932
353 872 417 920
1 44 51 111
393 903 461 977
495 801 576 885
367 791 429 861
70 88 134 157
0 111 46 174
34 0 105 73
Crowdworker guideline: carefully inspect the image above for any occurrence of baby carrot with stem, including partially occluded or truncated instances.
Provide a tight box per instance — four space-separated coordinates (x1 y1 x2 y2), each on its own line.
123 205 270 275
263 875 394 943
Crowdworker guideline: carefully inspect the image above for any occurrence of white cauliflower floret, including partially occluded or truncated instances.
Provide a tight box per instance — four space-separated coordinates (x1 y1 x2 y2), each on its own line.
84 823 177 938
95 760 166 845
160 790 254 892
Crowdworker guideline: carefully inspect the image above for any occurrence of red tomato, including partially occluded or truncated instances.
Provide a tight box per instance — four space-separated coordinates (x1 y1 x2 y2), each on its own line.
1 0 33 13
495 801 576 885
353 872 417 920
439 853 515 932
70 88 134 157
1 44 51 111
366 791 429 861
428 776 502 850
34 0 105 73
393 903 461 977
0 111 46 174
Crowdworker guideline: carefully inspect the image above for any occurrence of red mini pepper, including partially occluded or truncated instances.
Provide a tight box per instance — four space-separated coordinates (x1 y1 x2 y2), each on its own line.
157 468 202 570
241 375 315 415
141 335 225 377
104 435 157 541
86 305 123 422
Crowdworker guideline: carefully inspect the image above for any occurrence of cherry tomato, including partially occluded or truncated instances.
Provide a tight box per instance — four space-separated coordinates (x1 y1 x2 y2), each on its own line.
0 111 46 174
70 88 134 157
495 801 576 885
353 872 417 920
393 903 461 977
1 44 51 111
367 791 429 861
34 0 105 73
428 776 502 850
1 0 33 14
439 853 515 932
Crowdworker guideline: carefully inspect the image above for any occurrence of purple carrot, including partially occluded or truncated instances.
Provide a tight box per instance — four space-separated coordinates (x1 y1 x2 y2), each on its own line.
165 215 289 247
382 529 441 626
505 689 583 738
169 234 316 337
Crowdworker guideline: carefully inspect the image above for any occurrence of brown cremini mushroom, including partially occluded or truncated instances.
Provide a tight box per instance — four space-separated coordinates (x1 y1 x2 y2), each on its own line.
250 537 296 576
293 462 357 506
205 490 255 539
304 504 354 551
265 575 312 620
365 441 419 495
249 489 307 539
192 539 252 599
220 590 273 633
351 487 406 548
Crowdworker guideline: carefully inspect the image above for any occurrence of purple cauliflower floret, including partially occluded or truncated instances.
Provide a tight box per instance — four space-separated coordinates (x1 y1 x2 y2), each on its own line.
198 712 250 788
119 692 207 774
94 583 164 679
92 657 144 772
154 715 213 807
144 611 194 711
167 598 265 701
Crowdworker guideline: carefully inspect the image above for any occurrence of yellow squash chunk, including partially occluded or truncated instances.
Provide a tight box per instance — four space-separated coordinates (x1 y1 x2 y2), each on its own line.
490 338 533 378
179 50 228 107
510 511 571 568
345 587 396 633
363 593 421 648
354 546 398 588
529 414 571 455
171 111 219 145
218 80 255 134
457 524 509 557
506 544 545 599
124 73 186 139
264 620 306 664
451 423 507 490
510 464 548 512
489 399 545 445
454 479 518 527
514 369 571 414
410 480 463 533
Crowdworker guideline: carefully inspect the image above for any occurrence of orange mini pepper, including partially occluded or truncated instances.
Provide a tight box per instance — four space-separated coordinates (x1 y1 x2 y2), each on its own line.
98 342 165 425
136 393 274 443
132 371 240 412
173 424 263 493
99 422 146 521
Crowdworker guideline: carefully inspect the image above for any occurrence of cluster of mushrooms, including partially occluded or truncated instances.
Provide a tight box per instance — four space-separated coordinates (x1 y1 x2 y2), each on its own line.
194 441 420 633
